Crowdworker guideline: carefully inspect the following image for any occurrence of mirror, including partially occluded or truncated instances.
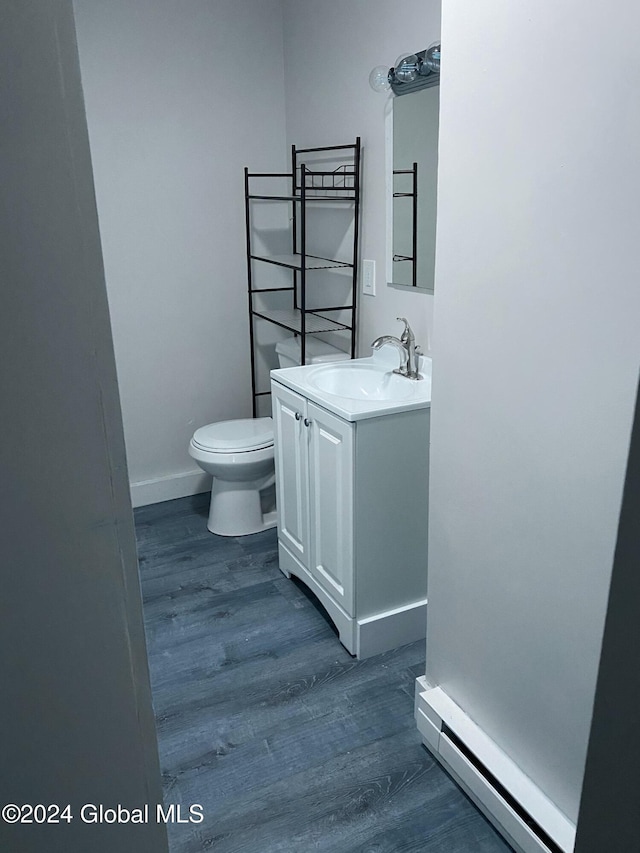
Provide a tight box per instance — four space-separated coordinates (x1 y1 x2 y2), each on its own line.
388 84 440 292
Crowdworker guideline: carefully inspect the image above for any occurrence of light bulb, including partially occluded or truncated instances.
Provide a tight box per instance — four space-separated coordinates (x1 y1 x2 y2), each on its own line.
425 41 441 73
417 54 431 76
369 65 391 93
393 54 419 84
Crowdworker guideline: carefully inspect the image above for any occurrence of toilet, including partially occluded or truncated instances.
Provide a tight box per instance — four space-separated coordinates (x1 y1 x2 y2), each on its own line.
189 335 349 537
273 335 351 370
189 417 276 536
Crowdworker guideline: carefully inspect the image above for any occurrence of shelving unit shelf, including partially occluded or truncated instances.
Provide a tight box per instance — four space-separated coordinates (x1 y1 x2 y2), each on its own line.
245 139 361 416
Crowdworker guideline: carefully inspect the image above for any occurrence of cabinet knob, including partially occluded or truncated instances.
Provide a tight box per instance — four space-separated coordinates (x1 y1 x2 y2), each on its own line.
304 417 311 427
295 411 302 421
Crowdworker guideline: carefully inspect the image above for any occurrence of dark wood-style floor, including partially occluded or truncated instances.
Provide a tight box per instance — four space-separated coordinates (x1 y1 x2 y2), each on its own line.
135 494 512 853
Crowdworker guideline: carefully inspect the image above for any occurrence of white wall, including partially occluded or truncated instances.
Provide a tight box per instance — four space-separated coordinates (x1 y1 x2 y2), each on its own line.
426 0 640 825
74 0 288 505
282 0 441 355
75 0 441 503
0 3 165 849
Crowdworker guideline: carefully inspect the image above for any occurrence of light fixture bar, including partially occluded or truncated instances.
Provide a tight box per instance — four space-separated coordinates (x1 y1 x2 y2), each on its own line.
370 43 441 96
391 46 440 96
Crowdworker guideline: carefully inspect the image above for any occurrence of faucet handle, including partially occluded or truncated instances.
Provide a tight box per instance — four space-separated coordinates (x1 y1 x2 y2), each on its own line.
396 316 414 343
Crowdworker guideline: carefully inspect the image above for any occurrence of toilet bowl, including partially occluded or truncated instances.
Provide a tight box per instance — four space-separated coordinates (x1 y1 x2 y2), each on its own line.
189 418 276 536
190 336 349 537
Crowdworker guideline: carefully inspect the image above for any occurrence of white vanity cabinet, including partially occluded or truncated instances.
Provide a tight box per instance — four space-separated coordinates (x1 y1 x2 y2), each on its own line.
271 376 429 659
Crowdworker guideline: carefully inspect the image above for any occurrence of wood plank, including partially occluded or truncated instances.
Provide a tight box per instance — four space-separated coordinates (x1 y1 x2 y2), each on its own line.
136 495 512 853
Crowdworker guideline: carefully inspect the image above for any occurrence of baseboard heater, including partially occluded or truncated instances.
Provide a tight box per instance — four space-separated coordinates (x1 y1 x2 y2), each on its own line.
415 680 576 853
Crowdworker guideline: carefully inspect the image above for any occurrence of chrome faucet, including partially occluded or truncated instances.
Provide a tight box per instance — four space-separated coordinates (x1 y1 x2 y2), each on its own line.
371 317 422 380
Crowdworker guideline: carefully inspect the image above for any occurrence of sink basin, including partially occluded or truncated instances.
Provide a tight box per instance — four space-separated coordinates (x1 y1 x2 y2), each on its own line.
272 354 431 421
307 363 421 401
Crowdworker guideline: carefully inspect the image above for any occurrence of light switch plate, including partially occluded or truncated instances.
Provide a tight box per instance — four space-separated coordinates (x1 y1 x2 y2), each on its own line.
362 259 376 296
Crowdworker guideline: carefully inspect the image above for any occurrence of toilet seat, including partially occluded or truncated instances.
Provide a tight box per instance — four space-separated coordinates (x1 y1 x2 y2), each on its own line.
191 417 274 453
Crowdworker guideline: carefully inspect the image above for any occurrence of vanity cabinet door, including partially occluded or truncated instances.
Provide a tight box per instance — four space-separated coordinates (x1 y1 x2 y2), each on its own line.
307 402 354 615
272 383 310 565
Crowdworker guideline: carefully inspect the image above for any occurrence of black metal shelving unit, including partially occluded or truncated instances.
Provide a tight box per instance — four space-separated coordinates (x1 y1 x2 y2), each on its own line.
245 138 361 417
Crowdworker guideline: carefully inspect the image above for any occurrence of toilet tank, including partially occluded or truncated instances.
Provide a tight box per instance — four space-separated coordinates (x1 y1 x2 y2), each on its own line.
275 335 350 368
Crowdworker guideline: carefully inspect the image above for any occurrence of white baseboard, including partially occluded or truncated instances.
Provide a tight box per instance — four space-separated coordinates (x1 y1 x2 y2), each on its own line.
357 599 427 658
415 683 576 853
131 469 210 508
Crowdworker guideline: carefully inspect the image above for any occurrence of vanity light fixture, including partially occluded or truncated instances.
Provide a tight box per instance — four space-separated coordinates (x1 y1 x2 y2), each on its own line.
369 42 441 96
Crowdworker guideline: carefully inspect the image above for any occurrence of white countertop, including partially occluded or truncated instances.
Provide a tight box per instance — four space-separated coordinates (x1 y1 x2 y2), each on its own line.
270 350 432 422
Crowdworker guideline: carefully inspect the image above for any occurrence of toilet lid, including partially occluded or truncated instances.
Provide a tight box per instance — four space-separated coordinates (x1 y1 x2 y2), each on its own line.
192 417 274 452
